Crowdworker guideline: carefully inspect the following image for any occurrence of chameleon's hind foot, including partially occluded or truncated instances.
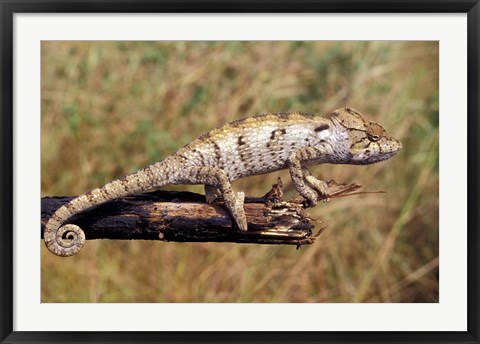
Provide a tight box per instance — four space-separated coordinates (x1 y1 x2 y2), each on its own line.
205 185 247 230
204 184 222 203
186 167 248 231
233 191 248 231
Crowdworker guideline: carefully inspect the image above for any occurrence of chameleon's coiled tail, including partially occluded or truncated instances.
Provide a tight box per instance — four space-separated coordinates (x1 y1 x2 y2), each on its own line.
44 160 173 257
44 223 85 257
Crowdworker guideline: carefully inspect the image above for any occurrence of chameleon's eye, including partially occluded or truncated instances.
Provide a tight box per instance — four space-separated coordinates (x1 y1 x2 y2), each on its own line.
367 132 380 142
366 122 384 142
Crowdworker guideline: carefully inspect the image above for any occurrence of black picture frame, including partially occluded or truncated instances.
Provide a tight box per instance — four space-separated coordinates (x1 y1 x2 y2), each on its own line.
1 1 478 343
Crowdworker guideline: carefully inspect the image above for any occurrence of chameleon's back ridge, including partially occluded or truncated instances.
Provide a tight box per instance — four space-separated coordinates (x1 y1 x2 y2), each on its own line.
44 107 402 257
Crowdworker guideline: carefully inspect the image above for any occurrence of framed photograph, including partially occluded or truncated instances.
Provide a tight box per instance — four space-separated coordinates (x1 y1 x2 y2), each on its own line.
1 1 478 343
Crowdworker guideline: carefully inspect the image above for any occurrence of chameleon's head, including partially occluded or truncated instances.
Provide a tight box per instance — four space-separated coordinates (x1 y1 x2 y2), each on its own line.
328 107 402 165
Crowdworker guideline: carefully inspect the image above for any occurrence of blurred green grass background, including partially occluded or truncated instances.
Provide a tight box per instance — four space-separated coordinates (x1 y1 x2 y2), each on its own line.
41 41 438 303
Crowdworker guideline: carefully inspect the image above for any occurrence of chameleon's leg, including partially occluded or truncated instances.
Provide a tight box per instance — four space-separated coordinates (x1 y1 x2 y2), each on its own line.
182 167 248 231
302 167 330 201
204 184 222 204
288 148 320 207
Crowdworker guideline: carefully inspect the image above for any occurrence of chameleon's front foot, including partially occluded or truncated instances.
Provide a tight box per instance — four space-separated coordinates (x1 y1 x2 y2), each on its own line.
305 176 330 202
302 168 330 202
301 189 319 208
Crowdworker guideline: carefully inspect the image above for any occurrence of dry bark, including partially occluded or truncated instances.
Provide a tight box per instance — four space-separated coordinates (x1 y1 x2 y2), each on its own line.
41 178 365 247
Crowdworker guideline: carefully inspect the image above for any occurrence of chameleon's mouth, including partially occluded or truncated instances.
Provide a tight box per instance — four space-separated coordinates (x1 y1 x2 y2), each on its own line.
349 145 401 165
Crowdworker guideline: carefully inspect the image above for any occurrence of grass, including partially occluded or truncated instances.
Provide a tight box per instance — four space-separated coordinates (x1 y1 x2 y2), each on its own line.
41 41 439 303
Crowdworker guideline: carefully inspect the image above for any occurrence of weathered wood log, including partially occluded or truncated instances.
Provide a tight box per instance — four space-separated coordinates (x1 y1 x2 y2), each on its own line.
40 179 366 247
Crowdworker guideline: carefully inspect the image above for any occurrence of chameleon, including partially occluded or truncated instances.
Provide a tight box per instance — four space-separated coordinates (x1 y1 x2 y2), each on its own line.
44 107 402 257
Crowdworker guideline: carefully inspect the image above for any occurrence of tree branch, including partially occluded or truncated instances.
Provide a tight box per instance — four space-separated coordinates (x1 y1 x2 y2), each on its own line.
41 178 364 248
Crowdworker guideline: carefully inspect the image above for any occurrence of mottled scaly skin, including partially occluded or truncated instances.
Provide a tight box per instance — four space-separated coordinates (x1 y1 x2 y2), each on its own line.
44 107 402 257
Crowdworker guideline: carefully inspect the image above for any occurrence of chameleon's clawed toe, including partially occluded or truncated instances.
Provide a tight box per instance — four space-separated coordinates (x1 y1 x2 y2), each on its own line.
236 218 248 232
304 195 318 208
315 190 330 202
306 178 330 201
